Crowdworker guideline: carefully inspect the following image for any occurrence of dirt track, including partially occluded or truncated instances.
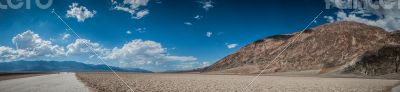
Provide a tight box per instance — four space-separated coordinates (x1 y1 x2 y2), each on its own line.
0 73 50 81
77 73 400 92
0 72 89 92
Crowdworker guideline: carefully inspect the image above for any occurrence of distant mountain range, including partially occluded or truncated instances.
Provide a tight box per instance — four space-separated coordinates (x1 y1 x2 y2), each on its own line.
0 60 152 73
204 21 400 76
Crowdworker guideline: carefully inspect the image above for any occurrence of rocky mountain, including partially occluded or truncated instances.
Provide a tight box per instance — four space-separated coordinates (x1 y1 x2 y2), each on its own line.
0 60 152 73
204 21 400 76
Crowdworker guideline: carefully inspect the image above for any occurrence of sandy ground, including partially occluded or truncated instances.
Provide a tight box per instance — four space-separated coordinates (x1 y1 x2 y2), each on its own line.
0 72 89 92
77 73 400 92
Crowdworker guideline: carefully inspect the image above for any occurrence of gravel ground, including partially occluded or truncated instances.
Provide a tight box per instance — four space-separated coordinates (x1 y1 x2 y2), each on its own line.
77 73 400 92
0 72 89 92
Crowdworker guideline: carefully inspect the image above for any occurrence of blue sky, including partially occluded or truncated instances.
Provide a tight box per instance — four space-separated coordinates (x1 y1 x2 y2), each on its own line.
1 0 396 71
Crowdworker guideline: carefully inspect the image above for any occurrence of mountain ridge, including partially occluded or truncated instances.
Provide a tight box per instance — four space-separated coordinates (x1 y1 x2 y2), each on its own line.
0 60 152 73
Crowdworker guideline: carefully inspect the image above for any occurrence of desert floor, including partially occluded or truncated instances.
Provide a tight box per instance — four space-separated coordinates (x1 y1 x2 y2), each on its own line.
77 73 400 92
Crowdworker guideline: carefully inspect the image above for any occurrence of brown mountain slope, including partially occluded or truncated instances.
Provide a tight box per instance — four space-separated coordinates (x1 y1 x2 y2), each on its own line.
203 21 400 76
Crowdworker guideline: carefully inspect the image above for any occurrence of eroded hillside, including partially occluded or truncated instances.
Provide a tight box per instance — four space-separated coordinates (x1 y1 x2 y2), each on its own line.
204 21 400 76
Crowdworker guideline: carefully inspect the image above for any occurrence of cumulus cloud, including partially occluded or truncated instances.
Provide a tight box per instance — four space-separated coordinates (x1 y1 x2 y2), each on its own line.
112 0 150 19
324 0 400 31
206 32 212 37
0 46 30 61
0 30 65 61
226 44 238 49
66 39 108 56
66 3 96 22
199 0 214 11
104 39 197 67
0 31 106 62
12 31 65 56
0 31 200 71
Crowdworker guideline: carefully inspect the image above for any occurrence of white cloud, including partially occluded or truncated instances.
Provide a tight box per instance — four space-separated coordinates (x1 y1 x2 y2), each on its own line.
206 32 212 37
324 0 400 31
66 39 108 56
324 16 335 23
0 46 28 61
201 62 210 67
104 39 197 67
127 28 146 35
0 30 66 61
0 31 67 61
112 0 150 19
199 0 214 11
194 15 202 19
12 31 65 56
136 27 146 33
126 30 132 35
123 0 149 9
113 5 136 14
133 9 149 19
0 31 200 71
162 56 197 62
226 44 238 49
62 33 70 40
184 22 192 26
66 3 96 22
171 61 210 70
324 11 396 31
